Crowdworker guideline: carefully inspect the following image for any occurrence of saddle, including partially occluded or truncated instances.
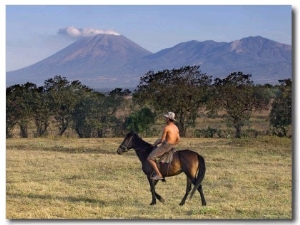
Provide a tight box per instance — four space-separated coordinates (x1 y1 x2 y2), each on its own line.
153 147 176 182
157 148 177 164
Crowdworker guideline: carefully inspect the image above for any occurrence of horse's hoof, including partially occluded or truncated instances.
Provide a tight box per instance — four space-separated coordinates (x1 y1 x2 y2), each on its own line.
150 202 156 205
179 202 185 206
159 198 165 204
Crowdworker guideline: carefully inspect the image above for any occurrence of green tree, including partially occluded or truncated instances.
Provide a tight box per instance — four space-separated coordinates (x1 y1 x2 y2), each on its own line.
109 88 131 97
6 83 39 138
209 72 270 138
102 88 131 137
44 76 92 136
124 107 156 136
6 84 23 138
269 79 292 137
29 86 52 137
72 88 128 138
133 66 212 137
72 91 105 138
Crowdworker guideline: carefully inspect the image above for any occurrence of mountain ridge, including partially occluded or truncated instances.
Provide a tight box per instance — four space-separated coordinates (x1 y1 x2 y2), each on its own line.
6 34 292 89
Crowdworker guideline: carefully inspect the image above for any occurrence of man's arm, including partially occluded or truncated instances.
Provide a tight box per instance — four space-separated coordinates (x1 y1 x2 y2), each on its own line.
153 139 161 146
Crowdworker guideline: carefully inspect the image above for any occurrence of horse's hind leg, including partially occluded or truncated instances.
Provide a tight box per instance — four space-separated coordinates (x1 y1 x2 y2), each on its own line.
198 184 206 206
179 177 192 206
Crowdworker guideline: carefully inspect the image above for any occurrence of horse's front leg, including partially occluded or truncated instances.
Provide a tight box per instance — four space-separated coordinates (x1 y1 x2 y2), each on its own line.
147 176 165 205
148 176 157 205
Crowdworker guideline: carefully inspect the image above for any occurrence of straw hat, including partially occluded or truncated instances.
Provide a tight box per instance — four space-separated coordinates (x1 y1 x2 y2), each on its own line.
164 112 176 121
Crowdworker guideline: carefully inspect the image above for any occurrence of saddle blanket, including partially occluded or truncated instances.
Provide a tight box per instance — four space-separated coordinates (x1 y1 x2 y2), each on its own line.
158 148 176 164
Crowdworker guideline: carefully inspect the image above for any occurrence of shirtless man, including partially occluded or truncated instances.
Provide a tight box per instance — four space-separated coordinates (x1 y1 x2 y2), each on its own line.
147 112 180 180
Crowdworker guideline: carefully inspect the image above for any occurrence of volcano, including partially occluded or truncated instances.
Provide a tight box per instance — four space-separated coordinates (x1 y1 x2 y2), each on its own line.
6 34 292 89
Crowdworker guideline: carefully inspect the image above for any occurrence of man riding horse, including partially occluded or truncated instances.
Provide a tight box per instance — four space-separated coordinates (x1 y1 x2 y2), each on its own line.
147 112 180 180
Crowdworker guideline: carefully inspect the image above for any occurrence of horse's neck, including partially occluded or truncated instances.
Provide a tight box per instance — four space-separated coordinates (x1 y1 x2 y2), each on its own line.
133 137 153 162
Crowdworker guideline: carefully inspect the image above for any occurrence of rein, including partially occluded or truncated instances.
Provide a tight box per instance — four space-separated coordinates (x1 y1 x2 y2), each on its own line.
120 135 134 151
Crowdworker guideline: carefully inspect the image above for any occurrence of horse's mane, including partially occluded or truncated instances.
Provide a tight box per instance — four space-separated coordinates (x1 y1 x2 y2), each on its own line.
131 131 154 153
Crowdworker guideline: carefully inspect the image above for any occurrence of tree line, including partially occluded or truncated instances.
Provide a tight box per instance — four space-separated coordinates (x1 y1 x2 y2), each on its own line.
6 66 292 138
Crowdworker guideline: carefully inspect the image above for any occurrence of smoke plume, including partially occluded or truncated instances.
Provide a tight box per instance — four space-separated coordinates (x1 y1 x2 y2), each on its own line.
58 26 120 39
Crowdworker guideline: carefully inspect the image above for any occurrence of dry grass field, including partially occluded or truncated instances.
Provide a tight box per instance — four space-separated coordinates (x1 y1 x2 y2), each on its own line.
6 135 292 220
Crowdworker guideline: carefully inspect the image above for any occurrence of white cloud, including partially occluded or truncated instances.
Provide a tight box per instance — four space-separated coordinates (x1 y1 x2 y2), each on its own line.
58 26 120 38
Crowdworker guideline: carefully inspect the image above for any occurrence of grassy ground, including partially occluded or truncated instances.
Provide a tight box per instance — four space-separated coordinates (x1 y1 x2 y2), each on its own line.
6 135 292 220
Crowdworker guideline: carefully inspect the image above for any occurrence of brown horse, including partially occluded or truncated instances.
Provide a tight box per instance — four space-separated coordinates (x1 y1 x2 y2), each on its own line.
117 131 206 206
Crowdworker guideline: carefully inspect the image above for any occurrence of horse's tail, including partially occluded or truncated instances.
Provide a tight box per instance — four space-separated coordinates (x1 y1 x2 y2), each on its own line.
189 153 206 200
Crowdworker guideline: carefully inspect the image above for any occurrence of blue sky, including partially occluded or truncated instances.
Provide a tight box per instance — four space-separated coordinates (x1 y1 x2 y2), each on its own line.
1 2 299 225
5 4 292 71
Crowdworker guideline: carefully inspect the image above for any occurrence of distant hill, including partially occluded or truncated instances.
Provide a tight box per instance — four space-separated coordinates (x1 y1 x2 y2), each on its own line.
6 34 292 89
141 36 291 84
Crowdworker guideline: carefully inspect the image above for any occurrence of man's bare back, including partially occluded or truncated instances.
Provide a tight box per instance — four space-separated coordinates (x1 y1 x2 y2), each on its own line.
162 123 180 145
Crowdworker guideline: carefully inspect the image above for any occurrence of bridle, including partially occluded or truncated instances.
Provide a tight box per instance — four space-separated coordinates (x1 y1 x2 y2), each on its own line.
119 135 134 152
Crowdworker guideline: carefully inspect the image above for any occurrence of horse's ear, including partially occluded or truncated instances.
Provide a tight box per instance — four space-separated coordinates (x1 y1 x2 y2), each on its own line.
128 130 136 135
129 130 138 136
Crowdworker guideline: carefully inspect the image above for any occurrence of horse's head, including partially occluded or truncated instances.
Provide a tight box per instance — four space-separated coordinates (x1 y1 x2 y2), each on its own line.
117 131 136 155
